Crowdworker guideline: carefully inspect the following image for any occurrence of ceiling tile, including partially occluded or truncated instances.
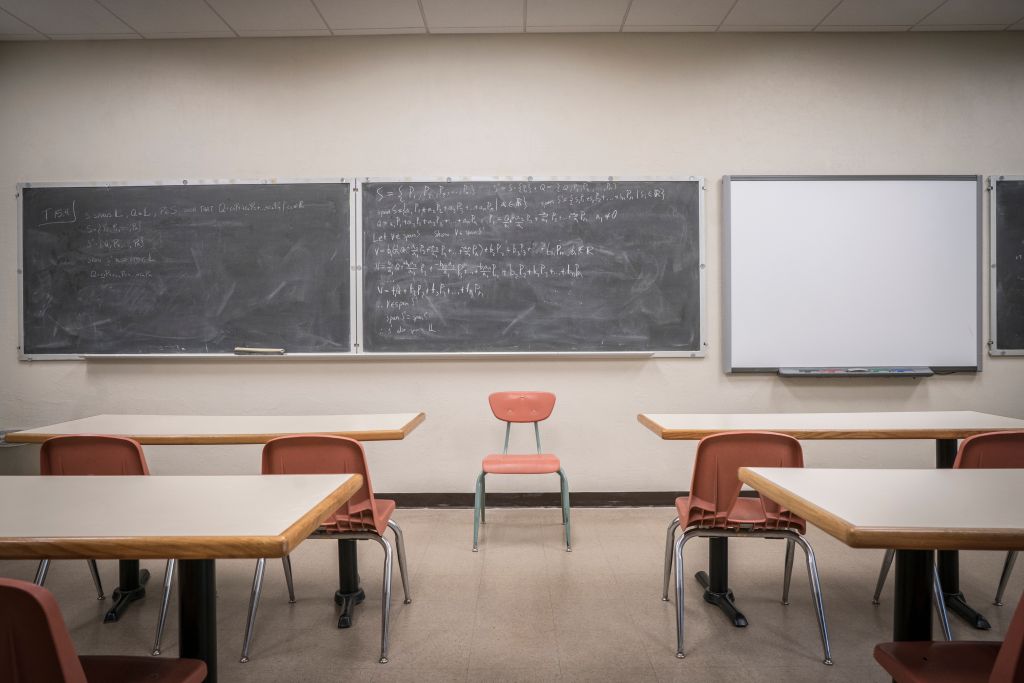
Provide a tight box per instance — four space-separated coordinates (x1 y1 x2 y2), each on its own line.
723 0 839 26
421 0 523 29
333 26 426 34
822 0 942 26
430 25 523 32
205 0 329 33
50 32 140 39
720 24 816 30
233 28 332 37
623 23 718 31
625 0 734 27
816 24 911 30
0 0 135 36
99 0 232 36
142 31 236 38
919 0 1024 26
526 0 630 28
911 23 1012 30
0 7 42 36
314 0 423 30
527 25 621 31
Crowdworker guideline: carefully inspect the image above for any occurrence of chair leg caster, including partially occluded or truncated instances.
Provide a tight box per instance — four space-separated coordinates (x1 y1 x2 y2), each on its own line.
239 657 250 664
472 546 478 552
676 652 685 659
151 649 160 656
379 657 389 664
404 598 412 604
823 658 834 666
566 546 572 553
872 598 880 605
782 600 789 606
994 600 1004 606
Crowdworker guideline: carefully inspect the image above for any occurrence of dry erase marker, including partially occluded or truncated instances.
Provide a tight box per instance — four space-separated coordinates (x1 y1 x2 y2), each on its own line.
233 347 285 355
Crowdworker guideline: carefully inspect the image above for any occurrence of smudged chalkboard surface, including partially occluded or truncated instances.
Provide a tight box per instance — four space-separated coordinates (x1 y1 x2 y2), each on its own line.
361 180 702 353
21 182 350 355
995 178 1024 352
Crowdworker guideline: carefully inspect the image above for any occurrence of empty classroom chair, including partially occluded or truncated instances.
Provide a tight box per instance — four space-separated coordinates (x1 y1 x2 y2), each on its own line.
0 577 206 683
662 431 831 664
874 592 1024 682
240 434 411 664
473 391 570 552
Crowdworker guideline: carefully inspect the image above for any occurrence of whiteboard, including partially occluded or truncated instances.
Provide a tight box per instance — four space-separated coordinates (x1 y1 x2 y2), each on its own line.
724 176 981 372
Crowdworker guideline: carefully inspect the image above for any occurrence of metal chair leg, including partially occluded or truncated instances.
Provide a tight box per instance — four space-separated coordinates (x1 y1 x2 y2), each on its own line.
792 534 833 665
782 538 795 605
558 469 571 552
673 529 700 658
151 559 175 655
371 535 394 664
995 551 1018 606
282 555 296 603
87 560 105 600
481 473 486 524
932 561 952 641
239 558 267 663
873 548 895 604
34 559 50 586
662 517 680 601
473 472 484 551
387 520 412 604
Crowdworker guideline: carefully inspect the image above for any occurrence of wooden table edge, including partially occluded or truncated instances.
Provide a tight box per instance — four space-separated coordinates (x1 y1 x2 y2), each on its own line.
6 412 427 445
636 416 1020 441
738 467 1024 551
0 474 363 560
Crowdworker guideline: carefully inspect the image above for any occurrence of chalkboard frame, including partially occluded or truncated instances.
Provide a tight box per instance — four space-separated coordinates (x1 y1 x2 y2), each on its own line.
354 176 707 358
722 174 983 374
989 175 1024 356
17 178 357 360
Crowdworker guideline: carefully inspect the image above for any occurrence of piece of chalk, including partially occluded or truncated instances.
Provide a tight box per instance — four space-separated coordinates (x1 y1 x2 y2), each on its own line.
233 347 285 355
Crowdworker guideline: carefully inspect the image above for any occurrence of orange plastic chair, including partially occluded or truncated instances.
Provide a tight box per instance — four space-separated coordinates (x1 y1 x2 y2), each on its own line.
473 391 570 552
40 435 179 658
662 431 831 664
873 431 1024 618
874 591 1024 682
240 435 411 664
0 577 206 683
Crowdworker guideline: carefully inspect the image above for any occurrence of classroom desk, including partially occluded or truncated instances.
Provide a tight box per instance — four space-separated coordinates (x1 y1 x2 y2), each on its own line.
738 467 1024 643
638 411 1024 630
0 474 361 683
6 412 425 627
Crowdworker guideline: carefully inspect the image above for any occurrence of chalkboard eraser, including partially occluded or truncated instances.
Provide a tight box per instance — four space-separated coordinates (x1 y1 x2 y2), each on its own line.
233 347 286 355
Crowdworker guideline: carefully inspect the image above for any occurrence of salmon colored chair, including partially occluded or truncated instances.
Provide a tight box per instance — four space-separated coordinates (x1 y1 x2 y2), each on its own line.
37 436 177 657
662 431 831 664
473 391 570 552
240 435 411 665
0 577 206 683
874 591 1024 683
873 431 1024 622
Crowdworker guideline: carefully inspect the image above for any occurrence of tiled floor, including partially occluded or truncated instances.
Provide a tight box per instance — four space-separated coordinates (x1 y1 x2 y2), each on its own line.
1 507 1019 682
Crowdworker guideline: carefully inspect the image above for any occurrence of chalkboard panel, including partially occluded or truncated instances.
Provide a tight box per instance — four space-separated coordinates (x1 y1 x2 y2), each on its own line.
360 179 704 353
992 176 1024 354
20 182 351 356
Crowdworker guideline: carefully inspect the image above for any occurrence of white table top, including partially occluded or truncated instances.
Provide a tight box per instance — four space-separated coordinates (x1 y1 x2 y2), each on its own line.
6 413 426 444
739 467 1024 551
0 474 361 559
638 410 1024 440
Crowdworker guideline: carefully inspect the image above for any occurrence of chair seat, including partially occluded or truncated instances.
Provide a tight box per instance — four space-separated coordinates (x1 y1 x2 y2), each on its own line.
873 641 1001 683
79 655 207 683
674 495 806 533
325 498 396 536
483 453 561 475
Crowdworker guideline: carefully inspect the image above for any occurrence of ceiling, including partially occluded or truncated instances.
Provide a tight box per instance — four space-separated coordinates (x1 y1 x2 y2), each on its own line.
0 0 1022 40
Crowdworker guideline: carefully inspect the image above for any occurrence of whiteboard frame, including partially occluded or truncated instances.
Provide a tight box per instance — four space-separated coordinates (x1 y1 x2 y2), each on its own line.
355 175 707 358
17 178 357 360
722 174 982 374
989 175 1024 356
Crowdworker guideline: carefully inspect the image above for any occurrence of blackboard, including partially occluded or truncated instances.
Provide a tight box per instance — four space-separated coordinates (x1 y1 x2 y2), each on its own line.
992 177 1024 354
360 179 704 353
20 181 352 356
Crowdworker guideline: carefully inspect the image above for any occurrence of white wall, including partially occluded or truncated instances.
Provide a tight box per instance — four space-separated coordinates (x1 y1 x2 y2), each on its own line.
1 33 1022 492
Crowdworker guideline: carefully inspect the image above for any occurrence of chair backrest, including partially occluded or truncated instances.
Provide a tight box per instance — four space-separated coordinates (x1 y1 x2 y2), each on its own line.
40 435 149 476
0 578 88 683
955 431 1024 470
687 431 804 528
261 435 381 534
489 392 556 423
990 592 1024 683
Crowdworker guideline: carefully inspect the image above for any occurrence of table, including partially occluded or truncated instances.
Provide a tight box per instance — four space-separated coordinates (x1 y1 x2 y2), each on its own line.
638 411 1024 629
5 413 425 628
738 467 1024 642
0 474 362 683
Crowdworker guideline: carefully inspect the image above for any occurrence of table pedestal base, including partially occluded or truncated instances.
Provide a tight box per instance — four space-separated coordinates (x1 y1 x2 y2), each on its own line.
695 538 748 627
103 560 149 623
335 539 364 629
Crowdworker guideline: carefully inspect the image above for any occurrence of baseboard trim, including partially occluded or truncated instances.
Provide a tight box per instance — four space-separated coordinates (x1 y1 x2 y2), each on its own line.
378 490 758 509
